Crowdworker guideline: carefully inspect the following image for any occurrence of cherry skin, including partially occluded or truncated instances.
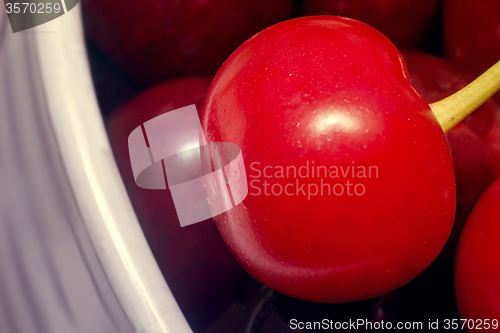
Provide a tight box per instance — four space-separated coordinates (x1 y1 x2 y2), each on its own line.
402 52 500 253
300 0 441 50
444 0 500 105
82 0 292 84
455 177 500 331
106 78 250 332
201 16 456 303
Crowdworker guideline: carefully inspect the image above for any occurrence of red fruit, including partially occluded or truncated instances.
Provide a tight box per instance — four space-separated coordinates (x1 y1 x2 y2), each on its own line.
82 0 293 84
301 0 441 50
106 78 249 331
455 177 500 331
201 16 456 303
446 126 500 240
402 52 500 253
444 0 500 105
444 0 500 76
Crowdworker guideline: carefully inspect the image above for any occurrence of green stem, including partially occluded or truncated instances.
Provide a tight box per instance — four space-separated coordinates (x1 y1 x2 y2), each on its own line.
430 59 500 133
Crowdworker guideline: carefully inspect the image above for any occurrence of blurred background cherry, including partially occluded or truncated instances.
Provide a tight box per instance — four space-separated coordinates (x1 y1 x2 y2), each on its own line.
301 0 442 50
455 177 500 331
106 78 252 332
82 0 293 84
443 0 500 105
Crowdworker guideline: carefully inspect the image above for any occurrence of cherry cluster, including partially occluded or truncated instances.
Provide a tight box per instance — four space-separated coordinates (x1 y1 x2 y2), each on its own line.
83 1 500 332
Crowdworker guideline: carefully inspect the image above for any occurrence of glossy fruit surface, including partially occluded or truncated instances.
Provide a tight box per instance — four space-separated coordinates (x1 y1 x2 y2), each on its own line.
455 177 500 330
82 0 292 84
106 78 250 331
301 0 440 50
201 16 456 303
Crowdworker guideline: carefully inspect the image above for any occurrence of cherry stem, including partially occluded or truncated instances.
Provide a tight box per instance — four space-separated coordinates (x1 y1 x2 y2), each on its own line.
429 59 500 133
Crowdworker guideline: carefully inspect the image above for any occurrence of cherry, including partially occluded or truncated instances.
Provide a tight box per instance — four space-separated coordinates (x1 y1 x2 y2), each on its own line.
444 0 500 105
455 177 500 330
201 16 458 303
82 0 293 84
300 0 441 50
106 77 250 331
202 15 500 303
444 0 500 76
402 51 500 254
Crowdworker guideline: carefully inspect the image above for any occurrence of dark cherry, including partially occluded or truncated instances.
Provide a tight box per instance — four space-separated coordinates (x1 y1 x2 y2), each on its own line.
106 77 250 331
301 0 441 50
82 0 293 84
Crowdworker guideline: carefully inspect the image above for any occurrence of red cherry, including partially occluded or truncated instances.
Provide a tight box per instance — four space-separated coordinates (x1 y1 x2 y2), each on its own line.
301 0 441 50
106 78 250 331
444 0 500 75
402 52 500 254
82 0 293 84
201 16 456 303
444 0 500 105
455 177 500 330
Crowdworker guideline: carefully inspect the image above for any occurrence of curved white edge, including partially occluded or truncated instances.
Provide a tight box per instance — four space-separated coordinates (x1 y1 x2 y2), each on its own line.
32 6 192 333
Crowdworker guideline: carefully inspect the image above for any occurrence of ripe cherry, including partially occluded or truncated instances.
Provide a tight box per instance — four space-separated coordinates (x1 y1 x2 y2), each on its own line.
455 177 500 331
82 0 293 84
444 0 500 105
106 78 250 331
201 16 500 303
201 16 457 303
